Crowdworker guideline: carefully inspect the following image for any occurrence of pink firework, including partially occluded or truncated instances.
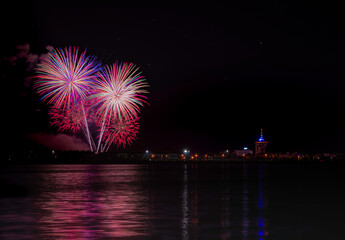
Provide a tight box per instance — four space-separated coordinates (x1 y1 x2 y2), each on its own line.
34 46 101 109
90 62 149 122
89 62 149 152
102 117 140 149
49 104 85 133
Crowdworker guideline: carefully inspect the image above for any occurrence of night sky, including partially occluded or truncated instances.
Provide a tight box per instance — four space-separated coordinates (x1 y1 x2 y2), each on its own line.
3 0 345 154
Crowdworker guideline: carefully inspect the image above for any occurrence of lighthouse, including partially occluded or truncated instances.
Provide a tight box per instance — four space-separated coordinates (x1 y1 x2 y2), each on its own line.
255 129 269 157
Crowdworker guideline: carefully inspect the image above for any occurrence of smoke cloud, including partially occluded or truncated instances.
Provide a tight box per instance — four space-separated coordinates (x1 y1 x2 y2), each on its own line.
5 43 54 88
28 133 89 151
7 43 54 71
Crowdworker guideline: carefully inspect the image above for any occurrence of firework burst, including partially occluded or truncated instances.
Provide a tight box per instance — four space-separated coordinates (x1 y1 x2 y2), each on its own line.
49 104 85 133
89 62 149 152
90 62 149 122
34 46 101 109
102 117 140 150
34 47 149 153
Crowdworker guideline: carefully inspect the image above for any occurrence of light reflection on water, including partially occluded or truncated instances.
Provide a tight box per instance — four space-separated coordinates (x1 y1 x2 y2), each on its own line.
0 165 149 239
35 175 148 239
1 163 343 239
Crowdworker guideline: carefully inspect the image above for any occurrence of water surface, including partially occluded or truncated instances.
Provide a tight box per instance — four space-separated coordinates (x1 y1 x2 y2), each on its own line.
0 163 344 239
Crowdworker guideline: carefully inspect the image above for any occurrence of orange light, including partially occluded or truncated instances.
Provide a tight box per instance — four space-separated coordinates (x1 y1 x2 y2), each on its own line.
152 154 155 158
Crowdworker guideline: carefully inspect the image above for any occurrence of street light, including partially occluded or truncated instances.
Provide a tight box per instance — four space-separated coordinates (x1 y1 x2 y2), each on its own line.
144 150 150 160
183 149 190 159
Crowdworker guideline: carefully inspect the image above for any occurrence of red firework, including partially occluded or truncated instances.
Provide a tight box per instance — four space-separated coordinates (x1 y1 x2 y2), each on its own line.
49 103 86 133
102 117 140 149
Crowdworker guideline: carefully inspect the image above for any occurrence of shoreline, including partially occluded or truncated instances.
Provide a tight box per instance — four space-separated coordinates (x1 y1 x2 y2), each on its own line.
3 158 344 165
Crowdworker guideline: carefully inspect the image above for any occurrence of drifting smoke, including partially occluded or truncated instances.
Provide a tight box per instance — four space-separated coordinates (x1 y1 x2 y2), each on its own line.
28 132 89 151
7 43 54 71
5 43 54 89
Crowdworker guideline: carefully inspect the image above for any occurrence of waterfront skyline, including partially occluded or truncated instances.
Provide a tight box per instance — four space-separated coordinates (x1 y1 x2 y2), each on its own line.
3 0 345 154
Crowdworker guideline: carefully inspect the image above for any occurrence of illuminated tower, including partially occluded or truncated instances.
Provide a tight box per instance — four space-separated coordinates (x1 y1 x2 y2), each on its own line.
255 129 269 157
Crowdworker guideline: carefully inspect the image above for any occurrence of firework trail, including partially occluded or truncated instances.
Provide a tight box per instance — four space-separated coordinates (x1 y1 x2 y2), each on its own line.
101 117 140 152
49 102 96 150
35 47 101 151
89 62 149 153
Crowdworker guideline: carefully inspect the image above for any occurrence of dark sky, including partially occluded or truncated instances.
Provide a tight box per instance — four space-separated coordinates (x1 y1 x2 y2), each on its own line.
3 0 345 154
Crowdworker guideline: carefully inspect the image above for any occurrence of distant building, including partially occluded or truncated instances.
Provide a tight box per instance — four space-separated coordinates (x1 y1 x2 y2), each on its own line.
147 153 179 161
234 148 253 157
167 153 178 160
255 129 269 157
117 153 129 159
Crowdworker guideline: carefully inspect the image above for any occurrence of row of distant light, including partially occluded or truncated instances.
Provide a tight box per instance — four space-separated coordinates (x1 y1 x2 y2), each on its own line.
145 147 248 154
145 129 262 154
